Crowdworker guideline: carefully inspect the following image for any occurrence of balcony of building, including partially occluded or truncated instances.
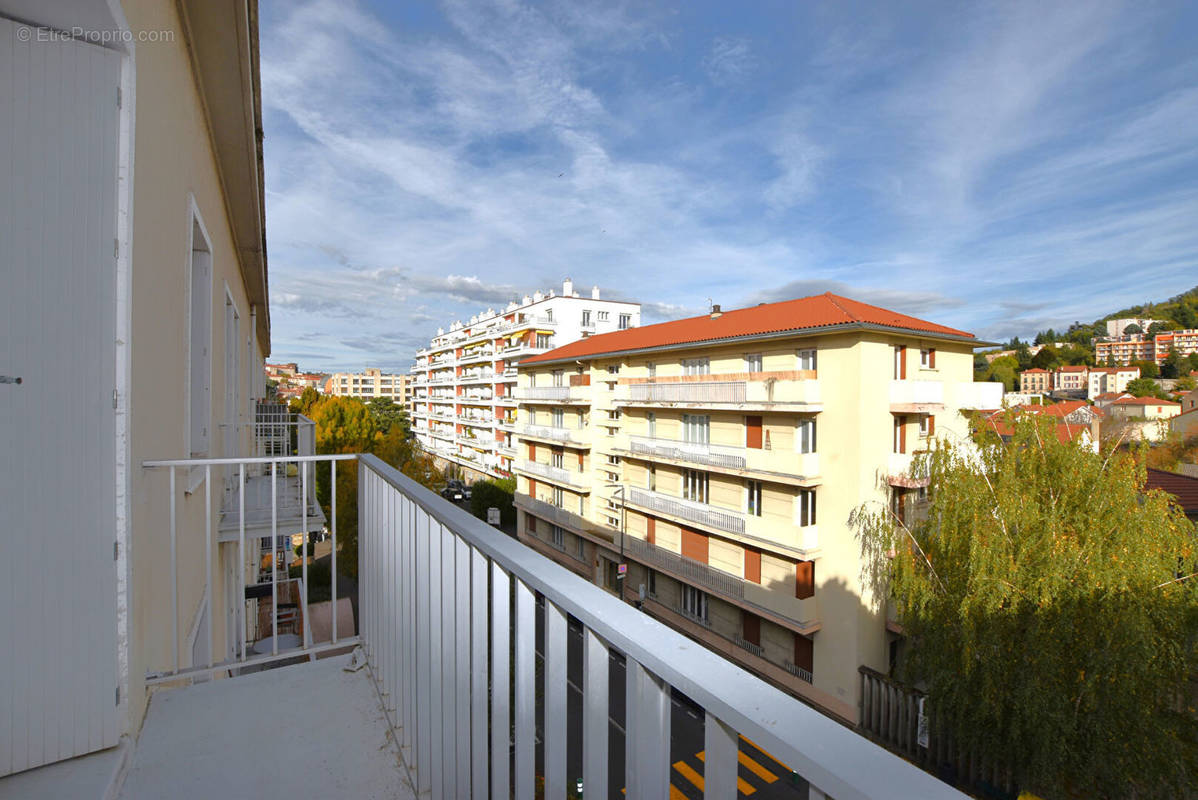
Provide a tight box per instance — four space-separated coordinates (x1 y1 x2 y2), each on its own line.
887 451 930 488
520 423 591 447
615 377 822 411
515 459 592 491
514 385 591 404
457 347 497 365
16 455 972 800
888 380 944 414
460 369 496 384
625 486 819 558
619 435 821 486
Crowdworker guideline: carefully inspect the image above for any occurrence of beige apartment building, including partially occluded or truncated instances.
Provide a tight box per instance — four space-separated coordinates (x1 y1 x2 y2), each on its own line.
325 367 409 403
512 294 1000 723
1019 367 1051 394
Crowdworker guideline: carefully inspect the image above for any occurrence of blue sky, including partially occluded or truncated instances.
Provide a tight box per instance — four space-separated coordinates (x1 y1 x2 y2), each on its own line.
259 0 1198 371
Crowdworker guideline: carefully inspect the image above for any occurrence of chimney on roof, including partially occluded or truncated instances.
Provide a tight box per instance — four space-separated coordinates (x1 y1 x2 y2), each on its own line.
710 304 722 319
563 277 574 296
592 285 600 300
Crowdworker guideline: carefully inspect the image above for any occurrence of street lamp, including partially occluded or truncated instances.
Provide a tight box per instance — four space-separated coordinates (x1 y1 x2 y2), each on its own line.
604 483 628 602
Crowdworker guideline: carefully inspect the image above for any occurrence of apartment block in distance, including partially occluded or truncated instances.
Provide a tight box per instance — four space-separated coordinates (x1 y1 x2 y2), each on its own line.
512 293 1001 723
324 367 409 403
410 279 640 480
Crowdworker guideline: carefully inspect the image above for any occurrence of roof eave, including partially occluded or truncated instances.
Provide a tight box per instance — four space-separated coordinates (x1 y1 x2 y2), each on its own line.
521 322 990 368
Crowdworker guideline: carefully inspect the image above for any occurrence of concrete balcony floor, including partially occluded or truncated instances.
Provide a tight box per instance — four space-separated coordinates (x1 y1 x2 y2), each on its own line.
120 653 412 799
0 654 414 800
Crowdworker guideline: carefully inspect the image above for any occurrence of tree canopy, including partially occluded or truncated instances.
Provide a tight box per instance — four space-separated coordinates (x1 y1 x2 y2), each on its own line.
853 415 1198 799
1126 377 1168 399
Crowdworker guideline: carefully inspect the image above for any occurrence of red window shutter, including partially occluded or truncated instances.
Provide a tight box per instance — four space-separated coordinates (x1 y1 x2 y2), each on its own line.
577 452 584 470
929 348 936 369
928 415 936 437
528 443 536 460
528 478 537 498
795 560 815 599
744 547 761 583
681 528 709 564
794 633 813 672
745 416 763 449
527 514 537 533
646 517 656 545
899 345 907 379
896 415 907 454
742 612 761 646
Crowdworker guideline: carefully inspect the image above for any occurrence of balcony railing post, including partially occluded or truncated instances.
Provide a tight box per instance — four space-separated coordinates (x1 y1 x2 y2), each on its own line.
469 547 489 800
331 459 337 644
626 659 671 799
454 536 472 794
205 465 213 669
704 713 738 799
271 461 278 657
513 580 536 799
438 524 456 799
490 563 511 800
582 629 609 800
415 509 433 796
544 600 568 798
169 467 178 674
238 462 246 662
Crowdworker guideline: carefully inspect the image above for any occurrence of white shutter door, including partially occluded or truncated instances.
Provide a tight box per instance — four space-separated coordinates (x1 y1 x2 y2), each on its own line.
0 17 121 775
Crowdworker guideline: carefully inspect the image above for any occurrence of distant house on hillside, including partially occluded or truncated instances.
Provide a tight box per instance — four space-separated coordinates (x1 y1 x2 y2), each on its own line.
1106 397 1181 442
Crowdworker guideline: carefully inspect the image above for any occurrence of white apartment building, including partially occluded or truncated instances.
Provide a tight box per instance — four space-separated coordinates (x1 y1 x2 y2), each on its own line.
325 367 408 403
1087 365 1140 399
1105 318 1166 337
409 279 641 480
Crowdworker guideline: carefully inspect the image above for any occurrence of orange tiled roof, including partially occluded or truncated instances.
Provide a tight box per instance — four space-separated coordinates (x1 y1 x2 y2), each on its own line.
522 292 975 365
1057 365 1088 373
1111 396 1180 406
1022 368 1050 374
986 417 1090 444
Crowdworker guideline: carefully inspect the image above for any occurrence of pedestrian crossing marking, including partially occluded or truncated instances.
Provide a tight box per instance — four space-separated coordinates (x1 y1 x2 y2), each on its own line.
737 750 778 783
673 760 705 791
670 784 687 799
694 750 762 795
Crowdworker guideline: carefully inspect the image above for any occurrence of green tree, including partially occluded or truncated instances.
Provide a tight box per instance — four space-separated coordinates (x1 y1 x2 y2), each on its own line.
1175 375 1196 392
852 416 1198 799
1161 346 1183 380
986 355 1019 392
291 386 320 416
1123 323 1143 335
1014 340 1032 369
1030 346 1060 370
1135 359 1161 379
366 396 411 436
1126 377 1166 399
1148 321 1172 335
469 477 517 526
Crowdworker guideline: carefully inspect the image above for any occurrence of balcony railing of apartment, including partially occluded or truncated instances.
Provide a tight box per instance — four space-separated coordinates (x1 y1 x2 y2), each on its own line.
732 633 766 659
514 385 587 403
628 487 746 535
521 424 588 445
784 661 815 684
624 381 747 404
516 459 590 490
624 533 745 600
628 434 747 469
888 380 944 411
460 370 495 383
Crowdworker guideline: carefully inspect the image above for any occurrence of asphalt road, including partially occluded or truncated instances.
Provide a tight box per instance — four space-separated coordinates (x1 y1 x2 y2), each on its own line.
538 603 810 800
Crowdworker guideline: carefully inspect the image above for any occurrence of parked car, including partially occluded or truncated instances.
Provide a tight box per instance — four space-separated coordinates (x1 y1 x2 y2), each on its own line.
440 482 464 502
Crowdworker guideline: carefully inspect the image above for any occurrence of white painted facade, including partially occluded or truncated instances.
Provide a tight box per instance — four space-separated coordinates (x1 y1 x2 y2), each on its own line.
409 279 641 478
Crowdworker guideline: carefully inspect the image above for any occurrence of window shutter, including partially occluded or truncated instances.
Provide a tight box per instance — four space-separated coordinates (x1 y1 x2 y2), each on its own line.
528 443 536 460
744 547 761 583
746 415 763 449
527 514 537 533
742 613 761 646
928 415 936 437
528 478 537 498
681 528 709 564
795 560 815 599
646 517 656 545
794 634 813 672
929 348 936 369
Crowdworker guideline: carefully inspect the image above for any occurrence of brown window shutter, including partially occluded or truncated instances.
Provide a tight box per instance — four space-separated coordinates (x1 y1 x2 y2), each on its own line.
899 345 907 379
896 415 907 454
528 478 537 498
745 415 763 449
681 528 709 564
928 415 936 437
646 517 656 545
795 559 815 599
929 348 936 369
742 612 761 646
794 633 813 672
527 514 537 533
528 443 536 460
744 547 761 583
578 452 584 470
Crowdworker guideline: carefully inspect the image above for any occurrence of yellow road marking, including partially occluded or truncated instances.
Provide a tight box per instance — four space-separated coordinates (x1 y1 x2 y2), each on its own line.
738 751 778 783
740 735 789 772
673 760 705 791
670 785 687 800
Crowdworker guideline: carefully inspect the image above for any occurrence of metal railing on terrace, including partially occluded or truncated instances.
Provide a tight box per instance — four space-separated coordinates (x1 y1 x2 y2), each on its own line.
521 424 587 445
628 487 746 535
621 381 747 404
514 386 586 403
624 533 744 600
516 459 590 489
628 434 747 470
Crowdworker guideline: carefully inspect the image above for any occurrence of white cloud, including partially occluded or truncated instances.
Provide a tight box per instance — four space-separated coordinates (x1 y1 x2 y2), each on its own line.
704 36 755 86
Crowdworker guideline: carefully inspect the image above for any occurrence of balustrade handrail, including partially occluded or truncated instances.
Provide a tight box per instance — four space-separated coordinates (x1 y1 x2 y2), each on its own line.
622 381 747 404
628 486 746 535
627 434 747 469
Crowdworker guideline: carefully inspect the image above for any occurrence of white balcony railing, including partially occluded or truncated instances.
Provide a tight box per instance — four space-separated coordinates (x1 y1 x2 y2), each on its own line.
628 487 745 535
889 380 944 408
623 381 746 404
513 385 585 402
358 456 962 799
516 459 590 489
521 424 587 444
628 434 747 469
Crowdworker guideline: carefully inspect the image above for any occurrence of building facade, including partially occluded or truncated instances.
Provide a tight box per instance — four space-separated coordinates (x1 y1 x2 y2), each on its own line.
325 367 409 403
1019 368 1051 394
1093 329 1198 366
409 279 640 480
511 294 1001 723
1104 318 1165 337
1087 366 1140 399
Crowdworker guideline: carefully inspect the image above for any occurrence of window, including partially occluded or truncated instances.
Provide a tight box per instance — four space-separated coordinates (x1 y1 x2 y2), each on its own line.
188 215 213 458
796 418 816 453
552 370 564 387
607 364 620 375
920 348 936 369
575 534 585 559
893 345 907 379
545 309 553 321
646 362 656 378
893 415 907 454
598 311 609 321
552 487 564 507
919 415 930 438
581 310 592 326
619 313 632 329
606 454 620 466
796 348 817 371
794 489 816 527
683 469 709 503
551 450 564 468
681 585 709 622
646 464 656 491
682 414 710 444
744 353 762 373
537 333 552 348
746 480 763 516
550 525 565 549
682 357 710 376
552 408 564 428
647 569 657 597
607 409 621 421
646 412 656 438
